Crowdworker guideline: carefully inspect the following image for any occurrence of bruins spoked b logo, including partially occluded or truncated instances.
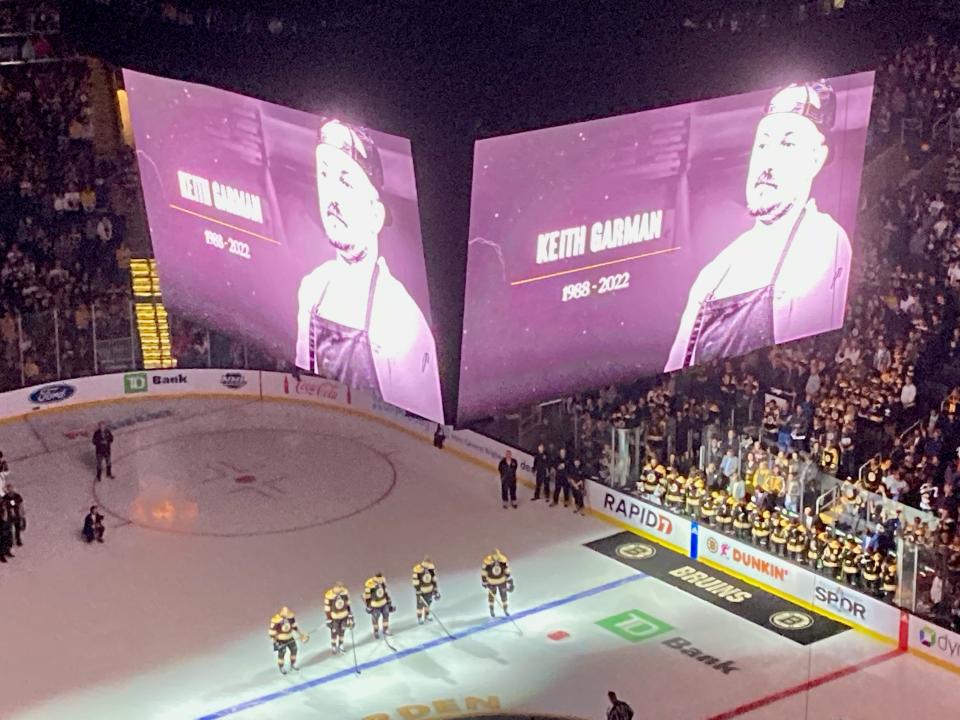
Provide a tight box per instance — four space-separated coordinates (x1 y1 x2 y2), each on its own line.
616 542 656 561
769 611 814 631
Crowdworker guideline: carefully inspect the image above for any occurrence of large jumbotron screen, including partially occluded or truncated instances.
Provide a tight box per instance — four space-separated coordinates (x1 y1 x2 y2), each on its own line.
124 70 443 422
458 71 874 422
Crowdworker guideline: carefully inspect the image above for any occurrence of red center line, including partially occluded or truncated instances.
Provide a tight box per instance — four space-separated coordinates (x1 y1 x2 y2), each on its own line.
704 647 905 720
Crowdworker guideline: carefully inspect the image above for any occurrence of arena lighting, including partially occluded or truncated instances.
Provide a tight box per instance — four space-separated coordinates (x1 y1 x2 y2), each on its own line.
129 258 176 369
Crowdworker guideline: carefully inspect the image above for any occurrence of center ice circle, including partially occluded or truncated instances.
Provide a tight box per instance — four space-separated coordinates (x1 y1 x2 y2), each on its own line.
93 428 396 537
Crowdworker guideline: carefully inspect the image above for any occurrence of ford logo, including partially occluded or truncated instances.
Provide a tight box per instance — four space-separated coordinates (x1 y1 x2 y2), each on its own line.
29 384 76 404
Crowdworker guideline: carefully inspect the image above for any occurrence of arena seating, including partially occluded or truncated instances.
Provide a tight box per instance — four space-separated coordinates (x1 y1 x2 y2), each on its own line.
2 15 960 627
0 59 131 391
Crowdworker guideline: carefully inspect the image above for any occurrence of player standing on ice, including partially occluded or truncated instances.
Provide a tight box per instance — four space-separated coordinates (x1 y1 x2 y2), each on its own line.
268 606 308 675
412 556 440 624
324 582 354 654
481 548 513 617
363 573 395 639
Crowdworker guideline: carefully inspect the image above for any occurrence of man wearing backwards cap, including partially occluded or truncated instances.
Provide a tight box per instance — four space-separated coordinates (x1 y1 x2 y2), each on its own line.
295 119 442 421
665 80 852 372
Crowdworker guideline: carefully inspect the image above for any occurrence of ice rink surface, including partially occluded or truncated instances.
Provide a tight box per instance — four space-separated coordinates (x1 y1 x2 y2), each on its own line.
2 397 959 720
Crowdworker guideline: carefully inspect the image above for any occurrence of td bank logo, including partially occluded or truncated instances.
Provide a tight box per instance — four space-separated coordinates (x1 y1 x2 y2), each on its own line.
124 372 148 394
597 609 740 674
597 609 672 643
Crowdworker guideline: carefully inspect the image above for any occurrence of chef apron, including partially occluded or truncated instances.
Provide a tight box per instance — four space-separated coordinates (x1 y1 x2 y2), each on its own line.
683 208 806 368
308 263 383 398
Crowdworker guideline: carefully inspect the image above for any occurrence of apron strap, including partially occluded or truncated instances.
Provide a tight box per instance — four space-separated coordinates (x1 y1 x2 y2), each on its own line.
364 261 381 334
769 206 807 289
308 277 331 374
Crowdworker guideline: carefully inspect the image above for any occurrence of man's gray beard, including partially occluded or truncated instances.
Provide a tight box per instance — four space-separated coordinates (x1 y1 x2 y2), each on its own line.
329 238 368 265
748 199 793 225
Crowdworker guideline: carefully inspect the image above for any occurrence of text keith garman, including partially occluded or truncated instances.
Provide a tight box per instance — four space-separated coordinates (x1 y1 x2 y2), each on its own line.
177 170 264 224
535 209 664 264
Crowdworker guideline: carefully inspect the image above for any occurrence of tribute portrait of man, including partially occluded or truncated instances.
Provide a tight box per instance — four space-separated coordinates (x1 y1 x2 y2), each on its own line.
295 119 442 420
665 79 852 372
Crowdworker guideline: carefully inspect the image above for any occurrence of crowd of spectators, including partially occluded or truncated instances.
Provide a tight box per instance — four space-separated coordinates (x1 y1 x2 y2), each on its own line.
167 314 288 372
86 0 313 38
547 164 960 620
518 37 960 623
681 0 868 35
870 36 960 149
0 59 134 389
0 1 69 64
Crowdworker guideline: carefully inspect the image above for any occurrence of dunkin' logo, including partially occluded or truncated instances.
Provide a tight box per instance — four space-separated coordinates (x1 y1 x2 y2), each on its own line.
729 547 788 582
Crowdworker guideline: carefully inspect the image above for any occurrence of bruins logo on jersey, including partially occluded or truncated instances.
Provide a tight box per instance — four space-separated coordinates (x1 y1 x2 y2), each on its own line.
280 620 292 633
334 596 345 610
374 586 385 599
421 571 432 584
490 563 503 577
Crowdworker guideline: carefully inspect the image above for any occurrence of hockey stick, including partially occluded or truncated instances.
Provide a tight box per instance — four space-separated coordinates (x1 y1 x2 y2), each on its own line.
379 604 400 651
493 591 523 635
348 623 361 675
429 605 455 640
382 632 399 652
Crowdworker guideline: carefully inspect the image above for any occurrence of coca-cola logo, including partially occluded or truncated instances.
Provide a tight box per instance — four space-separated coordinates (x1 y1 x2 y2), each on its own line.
29 384 75 405
293 379 340 400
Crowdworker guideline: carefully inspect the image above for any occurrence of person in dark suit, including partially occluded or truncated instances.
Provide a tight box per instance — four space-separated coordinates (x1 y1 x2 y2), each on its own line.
2 482 24 547
498 450 518 509
93 422 114 481
532 443 551 501
83 505 105 544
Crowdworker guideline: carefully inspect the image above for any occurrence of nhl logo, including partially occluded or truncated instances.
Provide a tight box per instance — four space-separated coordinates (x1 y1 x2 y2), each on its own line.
220 372 247 390
616 542 656 560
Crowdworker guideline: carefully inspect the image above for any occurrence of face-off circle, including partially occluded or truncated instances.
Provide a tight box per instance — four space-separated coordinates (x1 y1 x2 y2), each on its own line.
94 429 397 537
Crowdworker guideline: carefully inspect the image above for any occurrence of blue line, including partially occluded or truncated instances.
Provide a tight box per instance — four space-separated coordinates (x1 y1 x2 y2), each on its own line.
196 571 647 719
